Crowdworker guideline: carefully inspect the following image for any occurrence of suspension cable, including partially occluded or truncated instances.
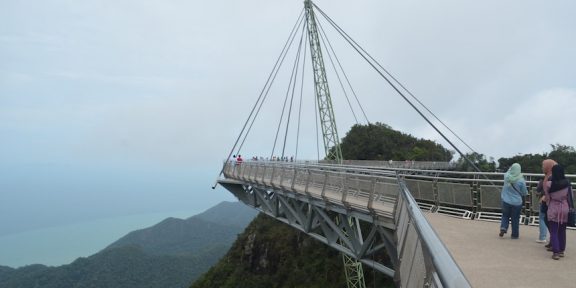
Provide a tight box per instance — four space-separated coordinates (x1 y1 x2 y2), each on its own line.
317 21 358 124
235 10 305 156
313 4 477 154
271 22 307 159
213 9 305 187
281 26 307 159
317 17 370 124
295 36 308 161
313 4 484 174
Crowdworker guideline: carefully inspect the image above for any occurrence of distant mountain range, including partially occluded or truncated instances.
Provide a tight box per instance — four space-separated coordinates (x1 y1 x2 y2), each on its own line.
0 201 258 288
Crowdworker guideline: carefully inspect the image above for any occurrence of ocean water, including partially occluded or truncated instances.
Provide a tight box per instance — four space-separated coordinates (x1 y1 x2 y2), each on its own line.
0 210 198 268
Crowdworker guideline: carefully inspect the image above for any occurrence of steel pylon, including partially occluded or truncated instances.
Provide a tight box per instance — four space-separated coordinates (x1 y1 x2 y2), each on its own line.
304 1 365 287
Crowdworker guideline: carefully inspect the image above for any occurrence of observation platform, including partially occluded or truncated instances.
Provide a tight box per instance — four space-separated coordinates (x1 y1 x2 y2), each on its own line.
427 213 576 288
219 160 576 287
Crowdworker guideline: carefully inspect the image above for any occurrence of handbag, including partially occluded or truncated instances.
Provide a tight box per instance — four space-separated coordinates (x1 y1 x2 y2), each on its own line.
510 183 526 203
568 186 576 227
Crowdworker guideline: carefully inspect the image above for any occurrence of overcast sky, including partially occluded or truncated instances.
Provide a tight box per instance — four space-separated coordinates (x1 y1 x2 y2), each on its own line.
1 0 575 266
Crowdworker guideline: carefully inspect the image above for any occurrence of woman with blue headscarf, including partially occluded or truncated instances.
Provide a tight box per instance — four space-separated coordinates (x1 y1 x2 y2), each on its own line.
499 163 528 239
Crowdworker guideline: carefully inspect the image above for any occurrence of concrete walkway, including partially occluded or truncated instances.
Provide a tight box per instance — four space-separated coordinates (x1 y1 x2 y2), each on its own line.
425 213 576 288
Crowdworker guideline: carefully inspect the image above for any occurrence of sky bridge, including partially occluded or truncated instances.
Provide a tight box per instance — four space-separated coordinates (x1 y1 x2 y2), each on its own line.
216 1 576 287
217 160 576 287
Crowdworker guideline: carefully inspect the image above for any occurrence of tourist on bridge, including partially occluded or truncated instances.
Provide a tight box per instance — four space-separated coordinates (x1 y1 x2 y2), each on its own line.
544 164 572 260
499 163 528 239
536 159 557 244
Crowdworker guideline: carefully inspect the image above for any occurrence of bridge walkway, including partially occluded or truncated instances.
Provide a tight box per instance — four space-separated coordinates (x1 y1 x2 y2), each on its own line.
219 160 576 287
427 213 576 288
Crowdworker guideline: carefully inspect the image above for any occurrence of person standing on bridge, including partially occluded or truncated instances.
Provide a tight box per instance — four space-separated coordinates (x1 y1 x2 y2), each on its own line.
499 163 528 239
536 159 557 244
544 164 571 260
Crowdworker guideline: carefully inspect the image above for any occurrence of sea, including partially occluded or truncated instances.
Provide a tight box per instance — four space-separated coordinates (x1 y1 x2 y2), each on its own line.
0 210 198 268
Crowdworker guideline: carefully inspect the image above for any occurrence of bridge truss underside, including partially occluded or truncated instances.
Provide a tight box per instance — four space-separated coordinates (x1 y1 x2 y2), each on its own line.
218 161 471 287
220 179 397 277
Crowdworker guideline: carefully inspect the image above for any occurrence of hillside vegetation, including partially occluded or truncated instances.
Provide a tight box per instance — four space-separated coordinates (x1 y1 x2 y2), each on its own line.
0 201 257 288
191 214 393 288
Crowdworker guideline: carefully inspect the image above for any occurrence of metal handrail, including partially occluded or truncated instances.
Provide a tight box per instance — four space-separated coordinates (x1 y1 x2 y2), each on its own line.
222 160 473 287
398 178 471 287
230 159 576 179
223 161 576 205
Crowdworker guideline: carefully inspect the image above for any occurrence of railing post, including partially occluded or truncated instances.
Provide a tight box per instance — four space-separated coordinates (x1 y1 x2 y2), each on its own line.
279 165 286 189
260 163 267 184
248 163 255 182
341 174 349 207
236 162 242 179
304 169 312 197
321 171 328 202
367 177 376 213
270 164 277 188
242 162 251 182
291 166 298 191
472 173 479 214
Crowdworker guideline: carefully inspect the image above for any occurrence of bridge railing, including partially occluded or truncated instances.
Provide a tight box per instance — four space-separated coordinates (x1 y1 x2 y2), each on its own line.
223 160 400 218
392 168 576 223
225 160 576 220
222 160 471 287
396 179 471 287
321 164 574 221
321 159 453 170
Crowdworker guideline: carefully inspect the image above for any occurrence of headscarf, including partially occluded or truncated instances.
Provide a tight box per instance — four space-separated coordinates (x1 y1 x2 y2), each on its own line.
549 164 570 193
542 159 557 181
505 163 523 184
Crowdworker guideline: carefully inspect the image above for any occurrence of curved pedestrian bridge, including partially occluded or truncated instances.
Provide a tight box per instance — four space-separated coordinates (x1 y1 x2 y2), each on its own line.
217 160 576 287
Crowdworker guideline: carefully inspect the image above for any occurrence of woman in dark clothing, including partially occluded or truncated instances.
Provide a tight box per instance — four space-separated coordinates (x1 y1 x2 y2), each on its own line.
544 164 572 260
538 159 557 244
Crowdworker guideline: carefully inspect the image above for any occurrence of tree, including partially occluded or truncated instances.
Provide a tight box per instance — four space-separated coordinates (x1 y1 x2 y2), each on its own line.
336 122 452 162
496 144 576 174
454 152 497 172
497 153 546 174
548 144 576 173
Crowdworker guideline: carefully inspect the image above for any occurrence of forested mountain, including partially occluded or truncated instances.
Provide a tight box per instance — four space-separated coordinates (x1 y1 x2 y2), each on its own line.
0 201 257 288
191 214 393 288
0 246 211 288
106 201 257 256
337 122 453 161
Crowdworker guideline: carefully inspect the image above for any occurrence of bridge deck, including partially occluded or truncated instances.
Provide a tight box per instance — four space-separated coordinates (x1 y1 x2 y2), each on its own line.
221 162 576 286
426 213 576 288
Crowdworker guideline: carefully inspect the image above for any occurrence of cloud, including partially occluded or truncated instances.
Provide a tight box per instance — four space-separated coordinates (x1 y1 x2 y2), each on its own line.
489 88 576 156
1 0 576 239
412 88 576 160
